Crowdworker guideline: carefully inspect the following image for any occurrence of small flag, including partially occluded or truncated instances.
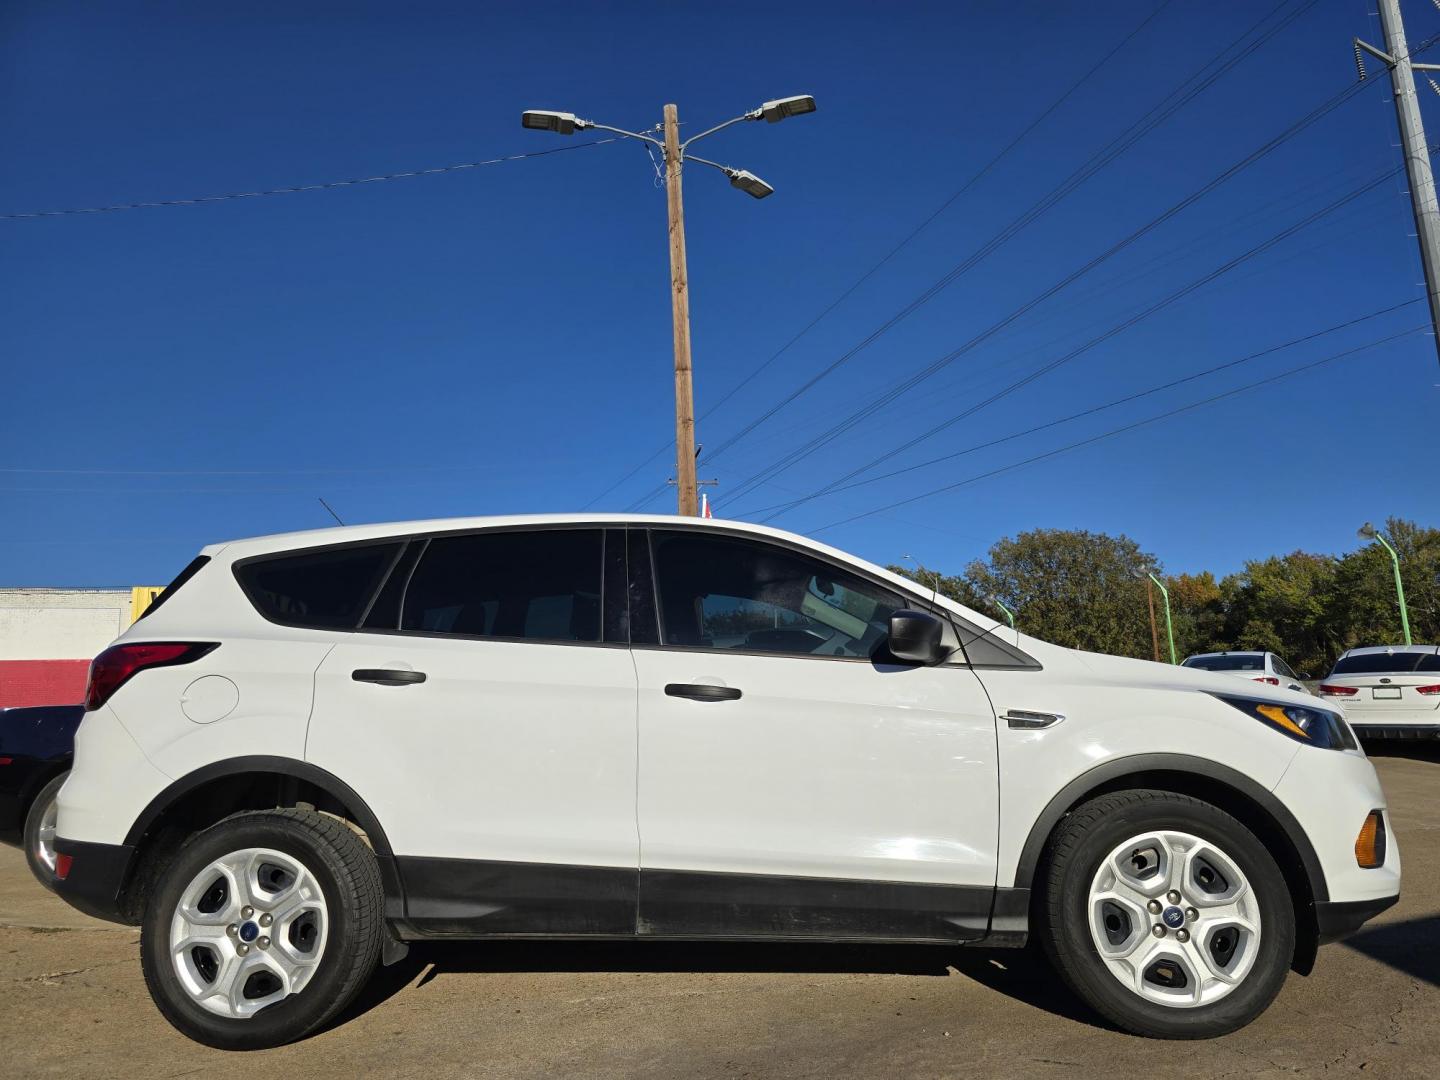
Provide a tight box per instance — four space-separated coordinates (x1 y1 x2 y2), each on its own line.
701 492 713 518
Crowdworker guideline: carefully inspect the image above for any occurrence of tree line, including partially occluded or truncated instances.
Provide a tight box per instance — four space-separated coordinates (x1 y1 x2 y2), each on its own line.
890 517 1439 678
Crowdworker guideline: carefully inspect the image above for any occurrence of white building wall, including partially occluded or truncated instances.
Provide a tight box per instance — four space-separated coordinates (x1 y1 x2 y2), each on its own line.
0 589 132 661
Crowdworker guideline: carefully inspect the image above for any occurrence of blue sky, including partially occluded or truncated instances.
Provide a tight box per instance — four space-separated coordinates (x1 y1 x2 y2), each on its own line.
4 0 1438 587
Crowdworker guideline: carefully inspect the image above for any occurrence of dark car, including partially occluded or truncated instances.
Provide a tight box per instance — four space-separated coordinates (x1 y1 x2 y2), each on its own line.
0 704 82 890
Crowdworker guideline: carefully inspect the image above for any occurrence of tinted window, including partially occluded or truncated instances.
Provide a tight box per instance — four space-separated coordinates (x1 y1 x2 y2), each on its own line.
1182 654 1265 672
402 530 602 642
1273 656 1299 680
1331 651 1439 675
651 530 902 658
238 544 401 629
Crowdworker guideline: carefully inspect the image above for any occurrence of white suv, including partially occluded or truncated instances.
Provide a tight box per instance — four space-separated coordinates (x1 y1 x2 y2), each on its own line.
52 515 1399 1048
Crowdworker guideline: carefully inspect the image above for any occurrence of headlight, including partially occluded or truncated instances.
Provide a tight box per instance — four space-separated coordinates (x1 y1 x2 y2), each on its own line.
1215 695 1358 751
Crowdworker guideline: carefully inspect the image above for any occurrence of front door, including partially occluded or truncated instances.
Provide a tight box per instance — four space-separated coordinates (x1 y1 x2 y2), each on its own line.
307 526 639 935
631 527 1000 942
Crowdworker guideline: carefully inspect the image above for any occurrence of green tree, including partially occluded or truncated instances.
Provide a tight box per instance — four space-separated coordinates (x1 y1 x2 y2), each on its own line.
963 528 1156 657
1219 553 1338 677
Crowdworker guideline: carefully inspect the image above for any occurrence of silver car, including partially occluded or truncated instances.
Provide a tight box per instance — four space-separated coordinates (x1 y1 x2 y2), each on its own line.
1319 645 1440 738
1180 650 1311 694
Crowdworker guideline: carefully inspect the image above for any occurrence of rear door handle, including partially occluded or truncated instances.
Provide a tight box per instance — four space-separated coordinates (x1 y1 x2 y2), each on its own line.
352 668 427 686
665 683 742 702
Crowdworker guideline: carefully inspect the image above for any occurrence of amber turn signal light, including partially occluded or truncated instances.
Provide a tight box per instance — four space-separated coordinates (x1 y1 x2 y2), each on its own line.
1355 810 1387 869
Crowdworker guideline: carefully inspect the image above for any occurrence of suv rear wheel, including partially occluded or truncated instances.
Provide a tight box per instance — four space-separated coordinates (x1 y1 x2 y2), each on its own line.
139 807 383 1050
1039 789 1295 1039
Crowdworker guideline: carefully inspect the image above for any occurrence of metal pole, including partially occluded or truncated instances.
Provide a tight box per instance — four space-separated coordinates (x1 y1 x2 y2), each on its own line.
1145 577 1162 663
663 104 699 516
991 596 1016 630
1148 573 1177 665
1371 531 1414 645
1376 0 1440 368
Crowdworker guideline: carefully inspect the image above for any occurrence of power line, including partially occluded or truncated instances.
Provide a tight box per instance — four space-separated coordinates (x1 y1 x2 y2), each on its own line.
812 323 1429 533
743 299 1422 518
0 139 620 221
723 77 1386 514
694 0 1320 490
579 0 1183 511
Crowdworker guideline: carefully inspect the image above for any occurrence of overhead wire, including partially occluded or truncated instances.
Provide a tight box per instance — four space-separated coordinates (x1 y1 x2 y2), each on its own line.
811 322 1430 533
0 139 621 220
581 0 1182 510
688 0 1321 490
721 74 1385 513
743 299 1422 518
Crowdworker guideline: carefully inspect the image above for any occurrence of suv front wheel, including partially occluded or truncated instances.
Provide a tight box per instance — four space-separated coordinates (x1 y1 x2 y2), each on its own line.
139 807 383 1050
1040 789 1296 1039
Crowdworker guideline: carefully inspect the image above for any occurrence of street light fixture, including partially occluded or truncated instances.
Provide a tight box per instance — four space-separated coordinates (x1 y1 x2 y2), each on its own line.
520 110 585 135
725 168 774 200
760 95 817 123
520 94 816 515
1358 522 1413 645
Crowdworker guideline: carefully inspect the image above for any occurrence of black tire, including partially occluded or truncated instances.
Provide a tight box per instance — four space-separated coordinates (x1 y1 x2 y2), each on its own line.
1039 789 1295 1039
139 808 383 1050
23 771 67 893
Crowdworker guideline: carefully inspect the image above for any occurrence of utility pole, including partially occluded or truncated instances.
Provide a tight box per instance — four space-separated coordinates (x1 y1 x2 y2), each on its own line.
663 104 699 517
1356 0 1440 368
1145 577 1162 663
521 96 816 515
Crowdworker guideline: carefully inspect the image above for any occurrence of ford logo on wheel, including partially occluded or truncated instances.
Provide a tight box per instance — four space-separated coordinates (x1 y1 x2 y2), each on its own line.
1162 906 1185 929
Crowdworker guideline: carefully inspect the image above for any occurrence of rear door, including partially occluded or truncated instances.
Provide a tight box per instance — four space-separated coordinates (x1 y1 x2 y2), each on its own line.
630 527 1000 942
306 526 640 935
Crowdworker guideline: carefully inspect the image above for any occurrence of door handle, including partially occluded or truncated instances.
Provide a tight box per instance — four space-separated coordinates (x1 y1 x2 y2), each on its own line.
665 683 742 702
352 668 427 686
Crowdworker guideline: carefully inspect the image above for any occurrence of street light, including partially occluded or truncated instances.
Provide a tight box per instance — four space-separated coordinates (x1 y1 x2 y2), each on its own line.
1358 522 1413 645
521 95 816 515
990 595 1017 630
1146 571 1177 665
520 110 584 135
760 95 817 123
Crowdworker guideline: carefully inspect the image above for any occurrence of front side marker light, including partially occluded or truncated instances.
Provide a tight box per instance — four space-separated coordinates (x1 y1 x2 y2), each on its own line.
1355 810 1387 869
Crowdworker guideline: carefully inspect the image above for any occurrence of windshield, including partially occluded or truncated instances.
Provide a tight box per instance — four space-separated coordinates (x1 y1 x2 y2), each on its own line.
1183 654 1265 672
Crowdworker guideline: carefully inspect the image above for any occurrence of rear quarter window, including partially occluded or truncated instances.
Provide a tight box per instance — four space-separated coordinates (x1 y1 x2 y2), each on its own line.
236 543 403 629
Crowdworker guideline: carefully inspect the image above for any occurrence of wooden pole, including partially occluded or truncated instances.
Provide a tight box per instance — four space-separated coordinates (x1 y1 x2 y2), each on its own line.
663 103 699 516
1146 576 1162 663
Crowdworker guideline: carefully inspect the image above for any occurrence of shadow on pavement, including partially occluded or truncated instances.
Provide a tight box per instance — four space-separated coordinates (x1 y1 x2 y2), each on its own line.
1342 914 1440 989
329 939 1112 1035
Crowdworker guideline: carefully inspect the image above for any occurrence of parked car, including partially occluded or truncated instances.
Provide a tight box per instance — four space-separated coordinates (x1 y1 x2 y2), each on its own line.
1319 645 1440 738
1181 651 1311 694
51 515 1397 1048
0 704 82 890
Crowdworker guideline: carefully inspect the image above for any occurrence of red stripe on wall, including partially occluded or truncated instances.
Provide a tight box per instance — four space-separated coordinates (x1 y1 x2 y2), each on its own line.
0 659 89 708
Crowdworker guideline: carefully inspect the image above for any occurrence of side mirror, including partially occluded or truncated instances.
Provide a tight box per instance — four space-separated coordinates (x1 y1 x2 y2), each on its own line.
1298 672 1312 682
888 609 945 665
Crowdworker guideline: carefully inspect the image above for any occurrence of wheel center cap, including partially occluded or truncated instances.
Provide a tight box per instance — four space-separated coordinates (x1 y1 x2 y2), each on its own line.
238 921 260 943
1162 906 1185 929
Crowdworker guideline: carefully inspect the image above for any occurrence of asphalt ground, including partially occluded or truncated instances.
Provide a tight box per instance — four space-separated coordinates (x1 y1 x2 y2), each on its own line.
2 746 1437 1079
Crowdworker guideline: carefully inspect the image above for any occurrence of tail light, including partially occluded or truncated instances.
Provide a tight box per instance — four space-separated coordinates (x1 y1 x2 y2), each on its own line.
1252 676 1279 685
84 642 217 711
1416 684 1440 696
1318 684 1358 696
